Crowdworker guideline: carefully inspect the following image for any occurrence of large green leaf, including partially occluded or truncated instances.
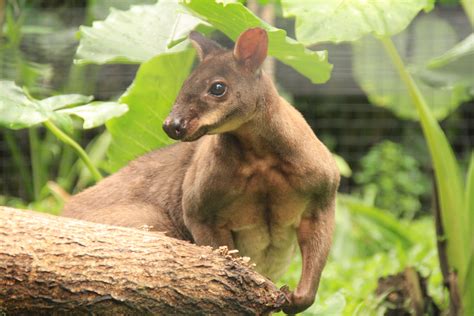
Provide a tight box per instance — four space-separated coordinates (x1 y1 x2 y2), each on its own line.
106 50 195 172
281 0 433 44
57 102 129 129
353 15 469 120
40 94 94 110
76 0 202 64
416 34 474 98
0 81 51 129
182 0 332 84
429 33 474 67
86 0 158 21
0 80 127 130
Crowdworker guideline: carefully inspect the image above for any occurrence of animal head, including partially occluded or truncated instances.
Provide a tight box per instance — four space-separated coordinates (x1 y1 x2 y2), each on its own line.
163 28 268 141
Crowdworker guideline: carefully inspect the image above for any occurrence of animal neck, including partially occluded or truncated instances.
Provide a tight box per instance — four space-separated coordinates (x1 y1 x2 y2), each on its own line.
223 72 290 158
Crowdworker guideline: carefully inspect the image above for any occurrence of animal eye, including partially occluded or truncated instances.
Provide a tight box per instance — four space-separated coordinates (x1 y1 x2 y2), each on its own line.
208 82 227 97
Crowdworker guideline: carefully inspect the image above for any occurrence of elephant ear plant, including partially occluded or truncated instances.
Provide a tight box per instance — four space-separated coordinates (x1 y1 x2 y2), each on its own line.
0 80 128 185
282 0 474 314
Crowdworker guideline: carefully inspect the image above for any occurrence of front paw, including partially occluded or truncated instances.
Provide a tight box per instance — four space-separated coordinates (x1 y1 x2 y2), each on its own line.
280 286 315 315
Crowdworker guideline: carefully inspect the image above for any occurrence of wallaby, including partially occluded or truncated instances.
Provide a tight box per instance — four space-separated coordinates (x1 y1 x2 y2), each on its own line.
63 28 340 314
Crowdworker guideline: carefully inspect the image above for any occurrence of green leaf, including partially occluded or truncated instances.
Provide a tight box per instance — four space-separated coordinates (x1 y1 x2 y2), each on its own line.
0 81 51 129
333 154 351 178
416 34 474 98
50 111 75 135
353 15 468 120
305 292 346 316
464 154 474 316
0 80 125 131
464 266 474 316
281 0 433 44
86 0 158 21
39 94 93 110
410 72 467 301
429 33 474 68
106 50 195 171
57 102 129 129
75 131 113 190
467 154 474 250
339 195 414 249
182 0 332 84
378 35 467 298
75 0 202 64
461 0 474 28
0 45 53 94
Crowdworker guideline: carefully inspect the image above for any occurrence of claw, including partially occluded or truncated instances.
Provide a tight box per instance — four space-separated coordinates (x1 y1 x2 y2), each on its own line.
279 285 291 298
278 285 293 311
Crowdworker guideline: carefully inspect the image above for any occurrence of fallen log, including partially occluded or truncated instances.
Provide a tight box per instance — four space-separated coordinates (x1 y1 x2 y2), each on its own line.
0 206 285 315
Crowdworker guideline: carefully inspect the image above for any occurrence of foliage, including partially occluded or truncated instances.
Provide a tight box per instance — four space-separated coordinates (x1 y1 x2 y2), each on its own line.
353 15 469 120
0 81 127 130
281 0 434 44
333 154 352 178
282 0 469 121
182 0 332 84
382 36 473 315
0 2 53 95
106 50 195 171
76 0 332 83
418 33 474 98
354 141 430 219
0 80 127 190
0 0 125 206
278 197 444 315
76 0 201 64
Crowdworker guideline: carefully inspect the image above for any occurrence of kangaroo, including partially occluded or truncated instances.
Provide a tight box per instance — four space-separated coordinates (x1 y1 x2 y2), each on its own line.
63 28 340 314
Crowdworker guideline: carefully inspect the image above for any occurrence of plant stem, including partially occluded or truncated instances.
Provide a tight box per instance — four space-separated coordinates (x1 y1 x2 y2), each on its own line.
380 36 465 312
380 38 426 115
461 0 474 29
43 120 102 182
4 130 33 199
28 127 43 201
379 37 461 186
57 132 78 192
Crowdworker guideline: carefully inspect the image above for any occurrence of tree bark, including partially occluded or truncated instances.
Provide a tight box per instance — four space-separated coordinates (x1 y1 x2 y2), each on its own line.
0 207 285 315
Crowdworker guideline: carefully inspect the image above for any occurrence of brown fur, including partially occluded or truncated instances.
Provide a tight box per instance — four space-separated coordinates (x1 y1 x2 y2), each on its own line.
63 28 340 314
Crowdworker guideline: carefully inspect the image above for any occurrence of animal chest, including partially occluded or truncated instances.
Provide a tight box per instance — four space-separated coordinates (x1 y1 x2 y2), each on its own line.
215 152 312 279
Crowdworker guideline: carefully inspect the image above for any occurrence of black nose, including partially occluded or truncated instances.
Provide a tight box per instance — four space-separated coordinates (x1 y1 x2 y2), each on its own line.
163 117 187 140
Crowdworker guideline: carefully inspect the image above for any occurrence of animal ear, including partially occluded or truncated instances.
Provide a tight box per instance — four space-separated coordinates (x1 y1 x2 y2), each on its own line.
189 31 223 61
233 27 268 72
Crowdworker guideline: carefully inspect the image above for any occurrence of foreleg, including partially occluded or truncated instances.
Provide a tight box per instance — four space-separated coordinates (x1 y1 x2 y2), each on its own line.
283 199 335 314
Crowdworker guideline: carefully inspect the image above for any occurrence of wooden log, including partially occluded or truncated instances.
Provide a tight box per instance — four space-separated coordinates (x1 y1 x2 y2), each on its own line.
0 207 285 315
